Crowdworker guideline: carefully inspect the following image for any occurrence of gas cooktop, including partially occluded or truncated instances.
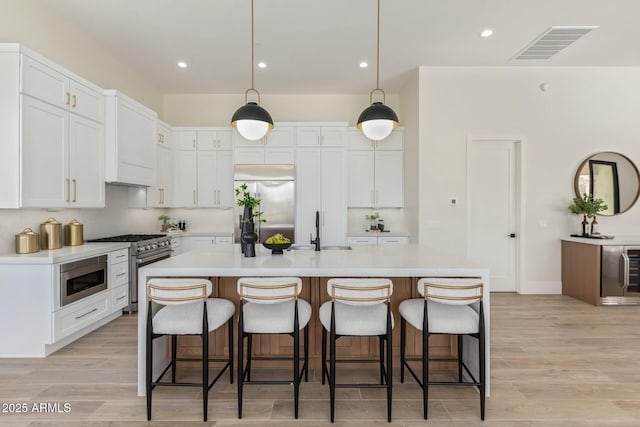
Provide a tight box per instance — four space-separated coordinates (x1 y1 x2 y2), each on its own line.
87 234 166 243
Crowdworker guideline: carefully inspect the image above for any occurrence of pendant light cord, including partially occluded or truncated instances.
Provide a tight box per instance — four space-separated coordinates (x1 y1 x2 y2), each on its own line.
376 0 380 91
251 0 255 91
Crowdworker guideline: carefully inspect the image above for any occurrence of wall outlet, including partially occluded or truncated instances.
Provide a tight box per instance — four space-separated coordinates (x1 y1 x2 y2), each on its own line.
448 197 457 206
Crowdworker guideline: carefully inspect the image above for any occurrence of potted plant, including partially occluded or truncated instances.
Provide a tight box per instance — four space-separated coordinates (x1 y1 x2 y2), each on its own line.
157 215 170 232
235 184 266 256
365 212 380 231
568 193 608 236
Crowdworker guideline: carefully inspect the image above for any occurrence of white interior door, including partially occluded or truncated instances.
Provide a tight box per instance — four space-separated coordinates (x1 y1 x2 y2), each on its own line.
468 140 517 292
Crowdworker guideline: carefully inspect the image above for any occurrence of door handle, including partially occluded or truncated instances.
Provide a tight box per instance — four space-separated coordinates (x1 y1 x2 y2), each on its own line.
66 178 70 203
621 253 630 290
193 190 196 205
72 95 77 108
508 233 517 238
72 179 77 202
65 92 70 106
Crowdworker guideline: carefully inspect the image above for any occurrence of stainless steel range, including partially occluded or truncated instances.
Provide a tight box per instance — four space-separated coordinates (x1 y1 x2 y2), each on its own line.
87 234 172 312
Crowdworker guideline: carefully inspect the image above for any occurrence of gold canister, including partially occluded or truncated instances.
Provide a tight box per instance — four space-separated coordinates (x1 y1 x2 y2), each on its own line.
15 228 40 254
64 219 84 246
40 218 63 249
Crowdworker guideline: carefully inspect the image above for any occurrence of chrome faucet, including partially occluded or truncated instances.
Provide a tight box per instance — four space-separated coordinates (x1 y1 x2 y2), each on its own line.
310 211 320 251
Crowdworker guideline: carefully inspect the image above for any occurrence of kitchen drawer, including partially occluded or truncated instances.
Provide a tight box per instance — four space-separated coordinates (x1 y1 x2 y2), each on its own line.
110 261 128 288
347 236 378 245
53 291 110 342
378 236 409 245
215 236 233 244
109 248 129 265
111 285 129 313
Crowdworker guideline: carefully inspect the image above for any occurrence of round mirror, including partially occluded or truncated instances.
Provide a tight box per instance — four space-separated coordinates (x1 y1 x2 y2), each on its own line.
574 152 640 215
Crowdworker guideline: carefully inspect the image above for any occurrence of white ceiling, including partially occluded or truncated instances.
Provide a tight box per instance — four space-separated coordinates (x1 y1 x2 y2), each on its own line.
40 0 640 94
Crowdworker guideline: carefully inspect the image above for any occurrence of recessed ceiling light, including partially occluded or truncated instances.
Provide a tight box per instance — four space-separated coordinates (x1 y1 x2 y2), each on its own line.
177 61 188 68
257 62 267 69
480 29 494 38
360 62 368 68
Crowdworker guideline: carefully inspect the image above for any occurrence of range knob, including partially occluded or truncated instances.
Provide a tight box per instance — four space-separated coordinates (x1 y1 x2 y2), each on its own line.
137 246 144 252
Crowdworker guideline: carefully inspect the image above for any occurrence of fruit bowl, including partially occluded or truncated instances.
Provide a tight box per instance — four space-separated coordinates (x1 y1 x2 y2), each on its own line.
263 242 292 255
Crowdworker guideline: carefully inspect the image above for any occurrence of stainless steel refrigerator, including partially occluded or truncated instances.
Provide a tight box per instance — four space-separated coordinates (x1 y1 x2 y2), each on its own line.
234 164 295 243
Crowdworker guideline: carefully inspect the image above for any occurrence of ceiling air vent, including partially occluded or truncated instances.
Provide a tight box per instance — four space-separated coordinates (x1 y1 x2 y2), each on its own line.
512 26 598 61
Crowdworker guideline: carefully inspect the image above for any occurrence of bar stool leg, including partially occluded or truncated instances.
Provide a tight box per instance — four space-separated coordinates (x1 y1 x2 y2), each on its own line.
400 318 406 383
321 328 327 385
246 335 253 382
386 304 393 422
202 330 209 421
423 331 429 420
457 335 463 383
329 306 337 423
171 335 177 383
228 318 234 384
237 312 244 419
146 304 153 421
304 324 309 382
379 336 385 385
294 327 300 418
479 305 486 420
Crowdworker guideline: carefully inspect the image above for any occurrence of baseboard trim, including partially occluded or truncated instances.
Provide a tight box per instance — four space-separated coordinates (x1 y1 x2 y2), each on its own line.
520 281 562 295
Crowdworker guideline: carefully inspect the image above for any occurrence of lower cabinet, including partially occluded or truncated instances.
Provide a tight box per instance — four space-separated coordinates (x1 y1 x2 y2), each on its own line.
180 235 234 253
53 291 111 342
109 248 130 313
347 235 410 245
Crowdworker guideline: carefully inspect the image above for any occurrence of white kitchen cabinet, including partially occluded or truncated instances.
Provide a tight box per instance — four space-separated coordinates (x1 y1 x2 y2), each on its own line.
180 235 234 253
197 150 233 207
147 145 172 207
147 120 173 207
296 126 345 147
173 127 234 208
104 90 157 186
296 146 347 246
347 235 409 245
21 55 104 123
0 45 106 208
233 126 295 164
173 150 197 207
347 128 404 208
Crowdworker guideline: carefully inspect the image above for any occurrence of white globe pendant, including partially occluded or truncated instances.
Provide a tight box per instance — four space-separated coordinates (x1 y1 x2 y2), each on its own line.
360 119 395 141
235 119 270 141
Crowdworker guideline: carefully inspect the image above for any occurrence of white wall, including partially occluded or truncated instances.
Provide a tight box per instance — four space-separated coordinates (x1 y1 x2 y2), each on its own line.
163 93 401 127
418 66 640 294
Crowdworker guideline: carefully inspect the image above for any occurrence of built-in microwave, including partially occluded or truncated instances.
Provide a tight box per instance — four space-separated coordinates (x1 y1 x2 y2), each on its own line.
60 255 108 306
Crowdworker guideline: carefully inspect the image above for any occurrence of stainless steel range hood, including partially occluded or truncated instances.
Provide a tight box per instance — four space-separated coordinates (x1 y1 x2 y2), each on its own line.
234 165 295 243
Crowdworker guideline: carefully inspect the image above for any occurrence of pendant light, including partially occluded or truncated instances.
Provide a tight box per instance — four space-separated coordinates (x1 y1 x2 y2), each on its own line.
357 0 399 141
231 0 273 141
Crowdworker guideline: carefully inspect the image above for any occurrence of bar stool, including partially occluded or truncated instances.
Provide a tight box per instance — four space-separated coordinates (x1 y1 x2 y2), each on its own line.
236 277 311 419
319 278 394 423
399 277 485 420
145 278 235 421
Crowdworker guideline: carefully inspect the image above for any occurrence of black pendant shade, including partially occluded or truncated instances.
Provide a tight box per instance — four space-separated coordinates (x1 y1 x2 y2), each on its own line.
357 101 399 128
231 102 274 128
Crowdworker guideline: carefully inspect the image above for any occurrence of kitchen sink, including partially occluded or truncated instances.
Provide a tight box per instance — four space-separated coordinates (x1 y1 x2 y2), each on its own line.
288 245 352 251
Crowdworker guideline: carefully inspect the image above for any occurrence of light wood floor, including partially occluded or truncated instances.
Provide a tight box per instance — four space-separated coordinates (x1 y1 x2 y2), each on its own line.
1 294 639 426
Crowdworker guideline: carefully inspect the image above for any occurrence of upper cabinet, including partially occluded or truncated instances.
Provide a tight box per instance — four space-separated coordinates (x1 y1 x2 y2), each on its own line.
104 90 157 186
233 125 295 164
296 125 346 147
0 44 105 208
146 120 173 207
347 128 404 208
173 127 234 208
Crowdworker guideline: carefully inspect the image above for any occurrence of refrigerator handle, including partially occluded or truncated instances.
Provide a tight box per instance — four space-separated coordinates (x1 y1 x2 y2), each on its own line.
620 253 630 290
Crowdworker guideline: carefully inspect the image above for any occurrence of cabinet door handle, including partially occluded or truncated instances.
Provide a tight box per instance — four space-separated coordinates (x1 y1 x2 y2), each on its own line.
72 179 77 202
65 92 70 106
72 95 77 108
193 190 196 205
116 254 127 259
116 295 127 301
75 308 98 320
116 272 127 277
159 188 163 204
66 178 70 202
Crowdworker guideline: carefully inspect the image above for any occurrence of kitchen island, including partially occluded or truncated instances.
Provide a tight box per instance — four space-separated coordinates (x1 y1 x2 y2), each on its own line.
137 244 491 395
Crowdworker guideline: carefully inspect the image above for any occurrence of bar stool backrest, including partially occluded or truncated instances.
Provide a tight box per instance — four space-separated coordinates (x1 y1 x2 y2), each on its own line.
327 278 393 306
417 278 483 306
147 278 213 306
237 277 302 304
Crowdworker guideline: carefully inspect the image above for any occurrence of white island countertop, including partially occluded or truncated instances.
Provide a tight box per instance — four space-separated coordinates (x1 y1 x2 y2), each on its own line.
561 236 640 246
137 244 491 396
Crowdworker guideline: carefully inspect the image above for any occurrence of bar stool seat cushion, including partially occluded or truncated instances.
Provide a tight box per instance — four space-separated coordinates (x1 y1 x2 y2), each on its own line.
399 299 479 334
242 299 312 333
319 301 394 336
153 298 235 335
